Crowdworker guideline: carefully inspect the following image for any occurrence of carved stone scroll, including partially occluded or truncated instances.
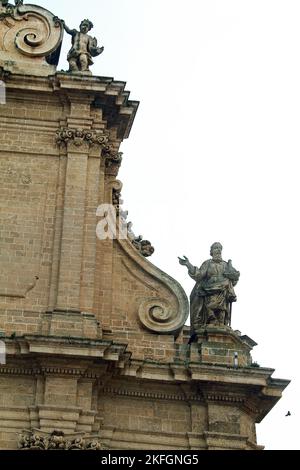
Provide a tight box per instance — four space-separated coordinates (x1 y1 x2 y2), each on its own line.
0 3 63 75
119 239 189 335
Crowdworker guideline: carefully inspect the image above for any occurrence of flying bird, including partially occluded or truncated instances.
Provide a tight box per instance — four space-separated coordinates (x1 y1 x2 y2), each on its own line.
285 411 291 417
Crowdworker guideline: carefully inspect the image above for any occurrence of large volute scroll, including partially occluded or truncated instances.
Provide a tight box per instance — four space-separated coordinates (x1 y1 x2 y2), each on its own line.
118 238 189 336
0 2 63 75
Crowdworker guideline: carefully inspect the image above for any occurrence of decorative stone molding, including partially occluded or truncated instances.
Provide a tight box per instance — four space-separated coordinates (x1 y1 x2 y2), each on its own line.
0 366 102 378
18 430 102 450
102 387 204 403
204 394 245 404
0 3 63 75
56 128 109 149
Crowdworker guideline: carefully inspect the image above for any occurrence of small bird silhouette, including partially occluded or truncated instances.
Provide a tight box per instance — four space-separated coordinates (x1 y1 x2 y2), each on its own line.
285 411 291 417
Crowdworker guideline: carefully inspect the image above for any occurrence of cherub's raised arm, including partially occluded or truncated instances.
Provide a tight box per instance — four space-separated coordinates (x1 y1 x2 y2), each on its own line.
53 17 75 35
62 21 76 35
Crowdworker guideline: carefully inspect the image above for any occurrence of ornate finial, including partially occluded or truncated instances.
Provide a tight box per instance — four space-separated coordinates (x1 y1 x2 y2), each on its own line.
179 243 240 331
54 17 104 74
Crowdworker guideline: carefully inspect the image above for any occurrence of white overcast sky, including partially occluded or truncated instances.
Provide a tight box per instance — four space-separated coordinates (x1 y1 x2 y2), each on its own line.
35 0 299 450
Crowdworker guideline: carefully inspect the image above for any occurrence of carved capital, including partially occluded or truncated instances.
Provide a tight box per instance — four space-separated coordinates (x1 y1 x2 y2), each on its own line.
104 150 123 176
18 430 103 451
56 128 109 150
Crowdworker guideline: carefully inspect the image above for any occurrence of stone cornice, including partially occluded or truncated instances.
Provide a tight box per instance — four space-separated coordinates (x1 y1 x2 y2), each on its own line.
4 335 131 368
1 337 289 423
1 72 139 140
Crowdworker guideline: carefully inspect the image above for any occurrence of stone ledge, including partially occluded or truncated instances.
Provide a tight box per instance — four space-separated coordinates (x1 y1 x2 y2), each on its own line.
4 335 130 366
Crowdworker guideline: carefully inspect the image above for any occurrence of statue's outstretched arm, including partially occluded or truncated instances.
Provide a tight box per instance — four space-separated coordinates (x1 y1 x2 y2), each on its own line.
63 21 76 35
178 256 196 275
53 17 75 35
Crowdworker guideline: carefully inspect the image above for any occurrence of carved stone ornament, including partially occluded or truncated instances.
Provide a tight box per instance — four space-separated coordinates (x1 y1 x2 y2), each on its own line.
18 430 102 451
56 128 109 149
126 221 155 258
138 297 184 334
0 2 63 76
133 237 155 258
105 150 123 176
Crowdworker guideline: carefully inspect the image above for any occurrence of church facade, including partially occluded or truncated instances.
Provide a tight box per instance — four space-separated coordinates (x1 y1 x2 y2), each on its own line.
0 1 289 450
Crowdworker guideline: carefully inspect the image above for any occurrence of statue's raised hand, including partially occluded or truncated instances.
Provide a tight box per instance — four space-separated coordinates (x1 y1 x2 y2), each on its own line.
178 255 190 266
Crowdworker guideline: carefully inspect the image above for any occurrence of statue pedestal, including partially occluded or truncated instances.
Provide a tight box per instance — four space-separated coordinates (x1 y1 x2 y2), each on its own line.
191 327 257 368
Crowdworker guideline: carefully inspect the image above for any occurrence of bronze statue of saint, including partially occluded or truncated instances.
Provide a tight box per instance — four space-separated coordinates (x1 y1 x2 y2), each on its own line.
179 242 240 331
58 18 104 73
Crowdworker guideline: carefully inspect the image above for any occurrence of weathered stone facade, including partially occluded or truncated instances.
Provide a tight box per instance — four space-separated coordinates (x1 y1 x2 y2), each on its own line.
0 2 289 450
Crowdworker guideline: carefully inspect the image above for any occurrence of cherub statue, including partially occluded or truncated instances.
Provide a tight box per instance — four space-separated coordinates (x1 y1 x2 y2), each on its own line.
56 18 104 73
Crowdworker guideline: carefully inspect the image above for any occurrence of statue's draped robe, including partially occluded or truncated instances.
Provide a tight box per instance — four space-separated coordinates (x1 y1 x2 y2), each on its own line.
188 259 237 330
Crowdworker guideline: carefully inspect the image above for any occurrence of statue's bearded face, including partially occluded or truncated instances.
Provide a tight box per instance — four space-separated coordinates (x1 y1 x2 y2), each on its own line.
211 246 222 261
